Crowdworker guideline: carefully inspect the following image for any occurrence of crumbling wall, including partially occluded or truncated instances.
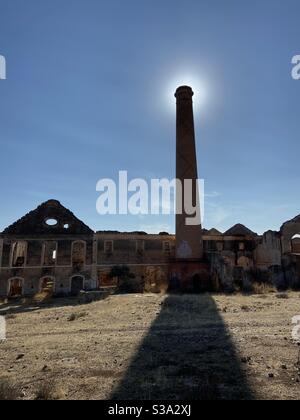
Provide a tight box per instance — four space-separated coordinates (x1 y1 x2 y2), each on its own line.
209 253 235 291
254 230 281 269
0 265 95 297
281 215 300 255
96 234 175 265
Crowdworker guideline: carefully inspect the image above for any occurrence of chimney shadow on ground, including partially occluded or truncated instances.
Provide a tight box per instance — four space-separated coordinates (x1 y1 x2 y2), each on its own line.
111 294 253 400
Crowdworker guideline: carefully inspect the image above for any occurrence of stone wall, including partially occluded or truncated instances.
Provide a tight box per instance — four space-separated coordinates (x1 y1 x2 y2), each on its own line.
1 199 300 296
281 215 300 255
254 231 282 269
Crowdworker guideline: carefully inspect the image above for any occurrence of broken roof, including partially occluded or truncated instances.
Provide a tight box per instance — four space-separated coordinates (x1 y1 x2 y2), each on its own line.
2 200 93 235
206 228 223 236
224 224 257 237
280 214 300 232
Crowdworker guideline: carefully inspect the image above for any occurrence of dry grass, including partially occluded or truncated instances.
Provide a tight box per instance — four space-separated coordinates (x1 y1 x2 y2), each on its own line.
35 380 64 400
251 282 276 295
67 311 88 322
0 379 20 401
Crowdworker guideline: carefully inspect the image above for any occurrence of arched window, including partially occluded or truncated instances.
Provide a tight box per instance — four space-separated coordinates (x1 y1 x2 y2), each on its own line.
42 242 57 266
11 242 27 267
72 241 86 266
291 234 300 254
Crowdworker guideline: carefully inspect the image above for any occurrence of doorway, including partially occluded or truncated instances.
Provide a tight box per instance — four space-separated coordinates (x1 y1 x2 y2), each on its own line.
70 276 84 296
8 278 23 297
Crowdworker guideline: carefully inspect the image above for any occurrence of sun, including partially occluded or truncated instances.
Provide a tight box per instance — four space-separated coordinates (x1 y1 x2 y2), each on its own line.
168 74 208 109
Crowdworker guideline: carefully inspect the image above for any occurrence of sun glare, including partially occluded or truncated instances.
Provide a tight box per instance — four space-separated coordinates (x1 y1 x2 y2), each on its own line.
168 75 208 109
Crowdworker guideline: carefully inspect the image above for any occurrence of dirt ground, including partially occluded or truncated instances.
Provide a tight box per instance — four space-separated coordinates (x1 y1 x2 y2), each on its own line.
0 292 300 400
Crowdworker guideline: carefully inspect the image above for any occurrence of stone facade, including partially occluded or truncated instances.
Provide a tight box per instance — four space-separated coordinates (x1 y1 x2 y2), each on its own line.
1 200 300 297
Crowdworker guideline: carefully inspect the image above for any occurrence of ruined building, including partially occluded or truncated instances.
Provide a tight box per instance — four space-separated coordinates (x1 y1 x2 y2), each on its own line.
1 86 300 297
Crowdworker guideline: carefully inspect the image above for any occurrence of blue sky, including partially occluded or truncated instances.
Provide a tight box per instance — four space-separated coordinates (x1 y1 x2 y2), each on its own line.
0 0 299 234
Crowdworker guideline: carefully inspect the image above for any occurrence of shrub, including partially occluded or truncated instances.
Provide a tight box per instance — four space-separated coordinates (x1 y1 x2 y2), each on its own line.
0 379 20 400
67 311 87 322
35 380 63 400
109 265 141 293
5 313 16 320
251 282 276 295
118 277 142 293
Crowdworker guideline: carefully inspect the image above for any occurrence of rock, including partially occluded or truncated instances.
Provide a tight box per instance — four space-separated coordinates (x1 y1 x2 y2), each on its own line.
268 373 274 378
281 365 287 370
16 354 25 360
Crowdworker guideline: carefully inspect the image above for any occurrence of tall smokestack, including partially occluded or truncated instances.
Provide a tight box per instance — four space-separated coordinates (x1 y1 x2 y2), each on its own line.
175 86 203 260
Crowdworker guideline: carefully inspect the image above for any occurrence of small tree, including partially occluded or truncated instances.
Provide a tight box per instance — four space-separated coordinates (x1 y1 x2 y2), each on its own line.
109 265 139 293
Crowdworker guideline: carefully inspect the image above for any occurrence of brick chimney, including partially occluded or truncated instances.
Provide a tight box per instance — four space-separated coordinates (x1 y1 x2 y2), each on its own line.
175 86 203 260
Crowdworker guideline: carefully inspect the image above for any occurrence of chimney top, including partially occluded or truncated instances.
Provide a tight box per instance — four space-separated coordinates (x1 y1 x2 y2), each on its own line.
175 85 194 99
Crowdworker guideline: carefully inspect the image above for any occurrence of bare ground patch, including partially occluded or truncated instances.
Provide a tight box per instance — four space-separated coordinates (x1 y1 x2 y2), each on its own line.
0 293 300 400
